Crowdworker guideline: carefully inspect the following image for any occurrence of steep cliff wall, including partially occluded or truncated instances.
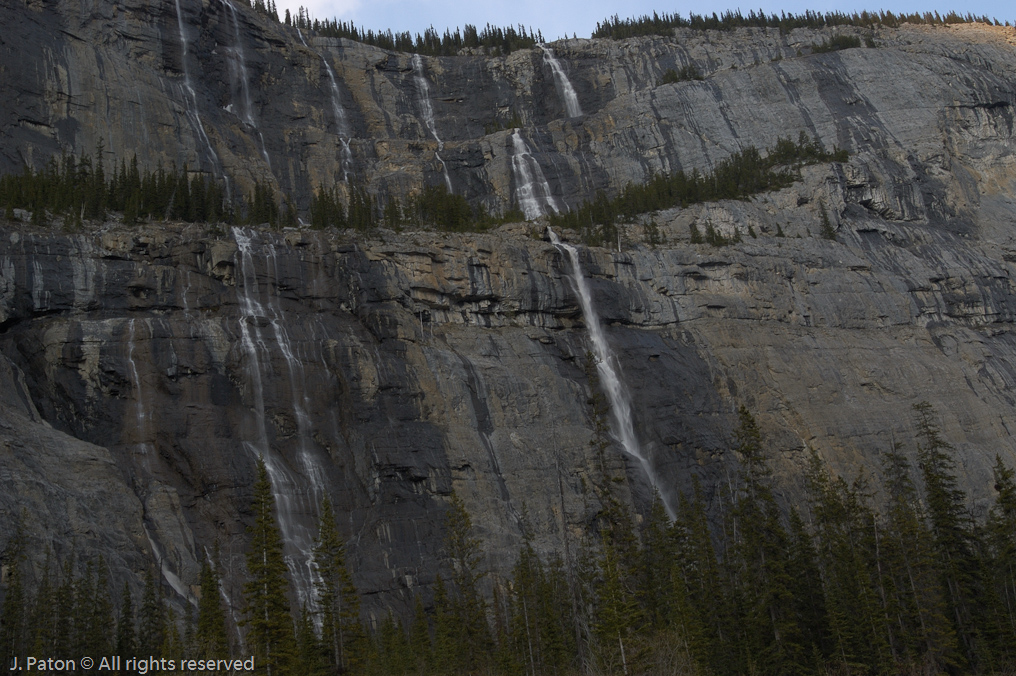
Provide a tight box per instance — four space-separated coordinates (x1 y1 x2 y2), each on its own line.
3 0 1016 622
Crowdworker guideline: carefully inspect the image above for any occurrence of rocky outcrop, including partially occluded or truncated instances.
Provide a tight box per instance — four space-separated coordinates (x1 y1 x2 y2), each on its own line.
3 1 1016 623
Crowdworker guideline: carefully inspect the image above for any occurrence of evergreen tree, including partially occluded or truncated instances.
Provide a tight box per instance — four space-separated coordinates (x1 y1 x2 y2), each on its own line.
914 402 997 669
674 480 733 673
115 581 137 659
881 445 960 671
196 557 229 658
28 556 55 655
407 594 432 675
313 496 364 673
137 567 165 657
242 456 297 676
0 526 27 671
727 406 812 674
805 451 893 671
442 493 492 672
295 605 327 676
984 455 1016 663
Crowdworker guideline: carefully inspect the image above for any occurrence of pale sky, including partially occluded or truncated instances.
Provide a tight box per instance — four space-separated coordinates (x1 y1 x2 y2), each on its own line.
275 0 1014 42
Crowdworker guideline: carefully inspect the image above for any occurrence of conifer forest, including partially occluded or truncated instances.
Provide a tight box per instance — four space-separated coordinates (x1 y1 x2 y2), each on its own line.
3 403 1016 675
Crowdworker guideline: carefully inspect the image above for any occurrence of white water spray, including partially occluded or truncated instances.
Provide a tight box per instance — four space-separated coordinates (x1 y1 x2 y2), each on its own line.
511 131 560 220
297 27 354 181
538 45 583 118
126 319 148 440
548 228 675 520
174 0 224 185
322 56 354 181
232 227 326 608
411 54 453 192
220 0 271 170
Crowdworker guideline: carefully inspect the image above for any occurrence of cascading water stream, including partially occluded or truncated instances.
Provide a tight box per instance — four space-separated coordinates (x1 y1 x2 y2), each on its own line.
538 45 583 118
220 0 272 170
511 131 560 220
173 0 226 191
411 54 453 192
548 228 675 520
125 317 157 471
297 27 353 180
233 227 325 607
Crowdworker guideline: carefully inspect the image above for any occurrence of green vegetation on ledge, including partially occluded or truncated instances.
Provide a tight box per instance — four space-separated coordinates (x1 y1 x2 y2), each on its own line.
549 132 848 247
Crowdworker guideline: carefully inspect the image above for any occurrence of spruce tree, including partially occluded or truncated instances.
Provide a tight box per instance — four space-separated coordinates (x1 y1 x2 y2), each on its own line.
137 567 165 657
881 445 959 670
313 496 364 673
407 594 432 675
805 452 892 670
242 456 297 676
196 558 229 658
442 493 492 672
913 402 995 668
674 480 732 673
0 527 27 671
115 581 136 658
727 407 810 674
983 453 1016 658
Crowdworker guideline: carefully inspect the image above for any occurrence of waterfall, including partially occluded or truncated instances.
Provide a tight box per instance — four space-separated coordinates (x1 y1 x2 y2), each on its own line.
511 131 560 220
126 318 148 441
220 0 272 170
321 55 354 181
297 27 353 180
174 0 224 186
548 228 675 520
232 226 325 608
538 45 583 118
411 54 453 192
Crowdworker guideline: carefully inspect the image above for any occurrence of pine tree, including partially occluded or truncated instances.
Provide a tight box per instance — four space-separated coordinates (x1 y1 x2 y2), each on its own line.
242 456 297 676
442 493 492 672
0 526 27 671
314 496 364 673
407 594 432 675
431 575 457 673
805 451 892 671
913 402 995 669
116 581 136 658
196 558 229 658
981 457 1016 669
674 480 733 673
295 605 327 676
137 567 165 657
727 406 811 674
88 559 115 659
29 555 55 655
881 445 960 670
593 539 640 674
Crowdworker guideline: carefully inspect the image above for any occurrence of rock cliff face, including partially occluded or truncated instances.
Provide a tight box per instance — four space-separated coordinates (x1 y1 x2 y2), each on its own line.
3 0 1016 624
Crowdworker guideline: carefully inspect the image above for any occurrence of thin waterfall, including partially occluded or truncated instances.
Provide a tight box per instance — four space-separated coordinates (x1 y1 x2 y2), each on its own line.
173 0 225 190
411 54 453 192
232 226 325 608
511 130 560 220
321 55 354 180
126 318 148 442
548 228 675 520
297 27 354 180
220 0 272 170
538 45 583 118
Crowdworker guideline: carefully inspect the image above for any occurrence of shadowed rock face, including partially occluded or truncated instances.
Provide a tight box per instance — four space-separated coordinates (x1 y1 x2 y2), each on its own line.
3 1 1016 621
